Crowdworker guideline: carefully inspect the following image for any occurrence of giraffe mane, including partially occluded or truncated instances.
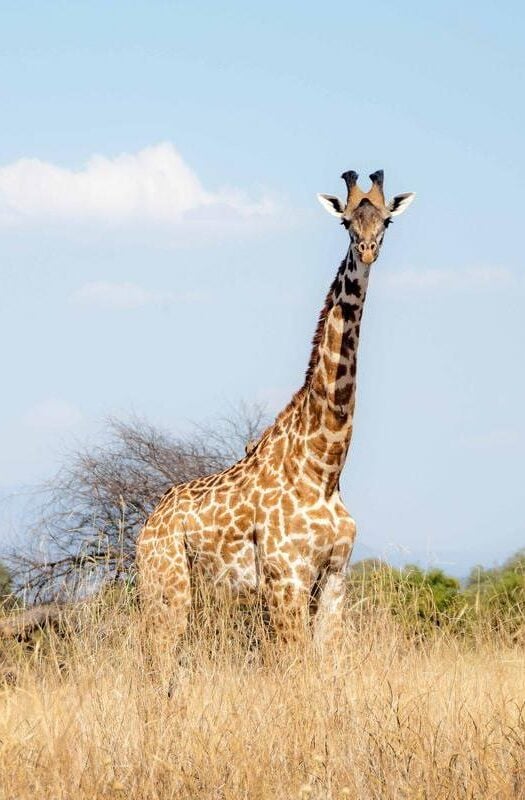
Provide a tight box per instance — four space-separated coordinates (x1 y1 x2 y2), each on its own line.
303 259 345 386
244 387 308 456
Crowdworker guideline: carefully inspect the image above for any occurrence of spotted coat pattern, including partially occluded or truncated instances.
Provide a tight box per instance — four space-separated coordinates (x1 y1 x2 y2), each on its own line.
136 245 375 649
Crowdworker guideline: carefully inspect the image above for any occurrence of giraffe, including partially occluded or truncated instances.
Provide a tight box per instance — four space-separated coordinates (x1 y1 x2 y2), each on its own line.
136 169 415 651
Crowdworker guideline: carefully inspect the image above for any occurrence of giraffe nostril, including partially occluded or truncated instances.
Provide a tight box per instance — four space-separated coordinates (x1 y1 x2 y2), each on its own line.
370 241 377 252
358 242 366 253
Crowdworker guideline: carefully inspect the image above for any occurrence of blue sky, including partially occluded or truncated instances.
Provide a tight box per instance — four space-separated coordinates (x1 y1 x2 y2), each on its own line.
1 0 524 573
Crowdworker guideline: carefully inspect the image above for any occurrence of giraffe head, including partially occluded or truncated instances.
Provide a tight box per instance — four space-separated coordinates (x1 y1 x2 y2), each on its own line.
317 171 415 265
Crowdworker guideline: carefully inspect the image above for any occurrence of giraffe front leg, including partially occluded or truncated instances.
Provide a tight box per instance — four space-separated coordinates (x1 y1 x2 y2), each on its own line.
312 572 347 652
263 555 310 645
312 514 356 653
136 526 191 685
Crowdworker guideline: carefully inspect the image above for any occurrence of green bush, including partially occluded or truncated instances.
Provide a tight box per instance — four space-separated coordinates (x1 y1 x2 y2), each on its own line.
347 552 525 640
465 550 525 638
347 560 462 636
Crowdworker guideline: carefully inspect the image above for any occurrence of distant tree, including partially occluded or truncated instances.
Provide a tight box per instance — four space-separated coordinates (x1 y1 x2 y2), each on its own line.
465 548 525 636
401 565 461 617
8 405 267 602
502 549 525 575
347 560 461 634
467 549 525 588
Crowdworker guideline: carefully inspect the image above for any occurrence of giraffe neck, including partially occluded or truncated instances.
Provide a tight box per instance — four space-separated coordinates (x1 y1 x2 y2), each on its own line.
297 245 371 492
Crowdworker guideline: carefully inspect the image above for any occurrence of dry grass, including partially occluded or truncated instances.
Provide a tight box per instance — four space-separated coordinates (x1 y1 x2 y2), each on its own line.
1 592 524 800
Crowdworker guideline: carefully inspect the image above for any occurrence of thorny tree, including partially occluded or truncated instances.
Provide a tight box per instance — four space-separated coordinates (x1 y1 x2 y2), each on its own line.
7 405 266 601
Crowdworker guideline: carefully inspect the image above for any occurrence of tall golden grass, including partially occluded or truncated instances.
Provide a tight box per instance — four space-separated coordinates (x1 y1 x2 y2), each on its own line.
1 585 524 800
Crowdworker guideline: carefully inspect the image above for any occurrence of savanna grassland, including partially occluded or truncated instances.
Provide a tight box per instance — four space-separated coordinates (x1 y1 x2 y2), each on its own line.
1 575 524 800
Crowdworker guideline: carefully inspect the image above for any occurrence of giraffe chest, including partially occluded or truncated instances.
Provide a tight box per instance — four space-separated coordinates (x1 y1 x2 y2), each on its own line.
173 476 347 595
258 495 342 572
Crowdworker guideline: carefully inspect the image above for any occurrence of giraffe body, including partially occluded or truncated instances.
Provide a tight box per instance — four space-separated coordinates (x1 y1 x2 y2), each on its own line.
137 169 415 647
137 386 357 640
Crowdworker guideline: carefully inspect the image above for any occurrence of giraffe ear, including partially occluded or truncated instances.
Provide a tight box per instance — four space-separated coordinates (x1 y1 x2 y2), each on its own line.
317 193 345 217
386 192 416 217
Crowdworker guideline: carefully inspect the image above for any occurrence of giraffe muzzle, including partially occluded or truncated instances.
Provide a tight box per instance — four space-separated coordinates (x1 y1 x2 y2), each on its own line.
356 241 378 265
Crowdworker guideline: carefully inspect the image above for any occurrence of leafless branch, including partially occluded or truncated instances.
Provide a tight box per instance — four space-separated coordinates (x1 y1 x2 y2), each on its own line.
6 406 267 602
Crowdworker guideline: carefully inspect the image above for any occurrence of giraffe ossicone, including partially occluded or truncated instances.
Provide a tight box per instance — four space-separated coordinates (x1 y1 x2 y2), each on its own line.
136 169 415 649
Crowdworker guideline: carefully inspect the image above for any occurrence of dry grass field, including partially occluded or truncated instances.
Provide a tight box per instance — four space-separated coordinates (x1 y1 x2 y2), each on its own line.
1 589 524 800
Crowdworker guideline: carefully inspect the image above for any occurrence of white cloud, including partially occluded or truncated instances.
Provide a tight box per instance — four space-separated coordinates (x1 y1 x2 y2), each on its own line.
0 142 276 228
383 266 514 291
23 398 83 431
70 280 191 310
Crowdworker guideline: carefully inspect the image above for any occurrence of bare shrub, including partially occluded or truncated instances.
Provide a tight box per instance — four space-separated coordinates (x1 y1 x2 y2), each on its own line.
7 404 267 602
